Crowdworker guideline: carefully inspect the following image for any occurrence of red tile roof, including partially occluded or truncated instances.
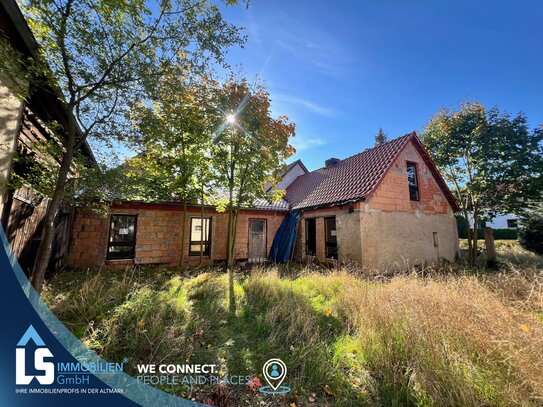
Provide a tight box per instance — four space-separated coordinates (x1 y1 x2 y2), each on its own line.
285 132 459 211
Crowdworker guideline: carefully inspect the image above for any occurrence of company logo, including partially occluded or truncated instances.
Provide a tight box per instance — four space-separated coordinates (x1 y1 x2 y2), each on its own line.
16 325 54 385
259 358 291 395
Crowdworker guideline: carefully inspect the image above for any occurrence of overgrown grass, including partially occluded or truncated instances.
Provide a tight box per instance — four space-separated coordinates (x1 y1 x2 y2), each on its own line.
43 243 543 406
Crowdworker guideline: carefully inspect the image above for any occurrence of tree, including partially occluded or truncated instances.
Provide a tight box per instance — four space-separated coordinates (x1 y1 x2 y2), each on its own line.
422 102 543 266
19 0 245 292
519 201 543 255
374 127 388 145
212 77 295 311
126 69 215 267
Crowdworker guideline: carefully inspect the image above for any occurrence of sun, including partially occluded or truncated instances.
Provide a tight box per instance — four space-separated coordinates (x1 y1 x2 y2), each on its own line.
226 113 236 125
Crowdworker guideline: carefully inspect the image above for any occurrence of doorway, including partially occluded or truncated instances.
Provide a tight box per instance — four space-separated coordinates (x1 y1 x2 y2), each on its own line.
248 219 267 263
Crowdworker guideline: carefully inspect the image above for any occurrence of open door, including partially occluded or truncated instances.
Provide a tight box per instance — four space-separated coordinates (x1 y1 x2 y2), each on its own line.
248 219 267 263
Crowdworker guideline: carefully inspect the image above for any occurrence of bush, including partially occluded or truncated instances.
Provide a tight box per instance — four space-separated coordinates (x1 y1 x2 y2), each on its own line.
519 207 543 255
492 228 518 240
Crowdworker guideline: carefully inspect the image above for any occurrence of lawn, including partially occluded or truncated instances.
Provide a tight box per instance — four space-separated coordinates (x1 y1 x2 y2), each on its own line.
43 241 543 407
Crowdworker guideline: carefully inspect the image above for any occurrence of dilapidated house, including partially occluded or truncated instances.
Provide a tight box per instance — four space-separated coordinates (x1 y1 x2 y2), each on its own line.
68 132 459 269
287 132 459 268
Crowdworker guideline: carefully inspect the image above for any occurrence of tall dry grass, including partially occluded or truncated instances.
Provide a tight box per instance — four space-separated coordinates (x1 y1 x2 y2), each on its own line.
42 243 543 406
242 268 543 406
335 275 543 406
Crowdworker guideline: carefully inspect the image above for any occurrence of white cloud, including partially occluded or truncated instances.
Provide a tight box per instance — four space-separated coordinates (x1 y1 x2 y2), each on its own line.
273 94 338 117
272 22 354 79
291 135 327 152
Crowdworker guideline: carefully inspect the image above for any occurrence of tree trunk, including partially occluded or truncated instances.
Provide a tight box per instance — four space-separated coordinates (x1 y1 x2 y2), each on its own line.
30 123 76 293
463 210 473 266
472 213 479 267
226 203 234 267
227 208 240 314
199 186 204 266
179 199 187 269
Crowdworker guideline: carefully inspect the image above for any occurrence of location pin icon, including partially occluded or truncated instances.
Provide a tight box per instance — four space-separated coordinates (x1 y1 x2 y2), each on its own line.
262 359 287 391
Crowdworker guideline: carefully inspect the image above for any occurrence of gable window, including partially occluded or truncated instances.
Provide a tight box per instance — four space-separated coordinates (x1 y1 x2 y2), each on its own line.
507 219 518 228
107 215 137 260
305 218 316 256
325 216 338 259
190 217 211 256
406 162 420 201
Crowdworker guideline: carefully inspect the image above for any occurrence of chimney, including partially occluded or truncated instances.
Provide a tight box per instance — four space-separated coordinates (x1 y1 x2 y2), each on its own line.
325 157 340 167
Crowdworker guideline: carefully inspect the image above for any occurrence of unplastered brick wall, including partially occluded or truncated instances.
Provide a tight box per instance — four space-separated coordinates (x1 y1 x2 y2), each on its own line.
182 208 284 263
68 209 110 267
367 143 449 215
68 203 286 268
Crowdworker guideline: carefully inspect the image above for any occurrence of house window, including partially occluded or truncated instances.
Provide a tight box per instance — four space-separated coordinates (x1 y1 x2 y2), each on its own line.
507 219 518 228
406 162 420 201
107 215 137 260
305 218 316 256
325 216 338 259
190 217 211 256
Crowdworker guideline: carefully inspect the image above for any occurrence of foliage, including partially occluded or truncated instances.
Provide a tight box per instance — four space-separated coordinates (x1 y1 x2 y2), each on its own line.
519 203 543 255
44 247 543 406
456 217 518 240
125 70 216 203
22 0 245 144
211 77 296 208
0 37 31 99
210 77 296 268
17 0 246 291
374 127 388 145
492 228 518 240
422 102 543 265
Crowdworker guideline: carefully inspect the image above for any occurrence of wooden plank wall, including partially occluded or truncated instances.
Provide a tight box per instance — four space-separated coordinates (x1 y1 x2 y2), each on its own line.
6 187 74 275
3 106 75 276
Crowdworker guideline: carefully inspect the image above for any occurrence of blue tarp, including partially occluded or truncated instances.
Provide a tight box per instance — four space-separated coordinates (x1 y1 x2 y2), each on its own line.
268 211 300 263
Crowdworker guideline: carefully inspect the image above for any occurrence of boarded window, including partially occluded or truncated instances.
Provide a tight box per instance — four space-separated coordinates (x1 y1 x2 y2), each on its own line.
325 216 338 259
107 215 137 260
305 218 316 256
406 162 420 201
190 218 212 256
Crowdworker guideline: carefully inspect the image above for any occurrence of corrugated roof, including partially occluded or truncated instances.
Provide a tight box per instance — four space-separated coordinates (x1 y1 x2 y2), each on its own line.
252 198 290 211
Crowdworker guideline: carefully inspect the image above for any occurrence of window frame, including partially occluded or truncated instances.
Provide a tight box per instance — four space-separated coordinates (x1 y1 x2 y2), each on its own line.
324 216 338 259
189 217 212 257
406 162 420 201
305 218 317 256
107 214 138 261
506 219 518 228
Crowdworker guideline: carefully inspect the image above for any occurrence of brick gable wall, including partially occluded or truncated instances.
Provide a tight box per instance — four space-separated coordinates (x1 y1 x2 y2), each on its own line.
366 143 450 215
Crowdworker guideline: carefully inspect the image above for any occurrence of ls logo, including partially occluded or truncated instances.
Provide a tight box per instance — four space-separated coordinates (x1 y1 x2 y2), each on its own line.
16 325 54 385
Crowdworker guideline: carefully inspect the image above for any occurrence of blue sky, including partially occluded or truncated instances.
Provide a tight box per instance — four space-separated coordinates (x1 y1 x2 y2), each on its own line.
218 0 543 171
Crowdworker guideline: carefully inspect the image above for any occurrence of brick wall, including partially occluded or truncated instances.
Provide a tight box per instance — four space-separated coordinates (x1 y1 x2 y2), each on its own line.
68 203 286 268
367 143 449 215
361 142 458 268
293 142 458 268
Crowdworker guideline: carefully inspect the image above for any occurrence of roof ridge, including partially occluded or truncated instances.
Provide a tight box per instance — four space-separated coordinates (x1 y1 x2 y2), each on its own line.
310 131 416 173
284 131 425 210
